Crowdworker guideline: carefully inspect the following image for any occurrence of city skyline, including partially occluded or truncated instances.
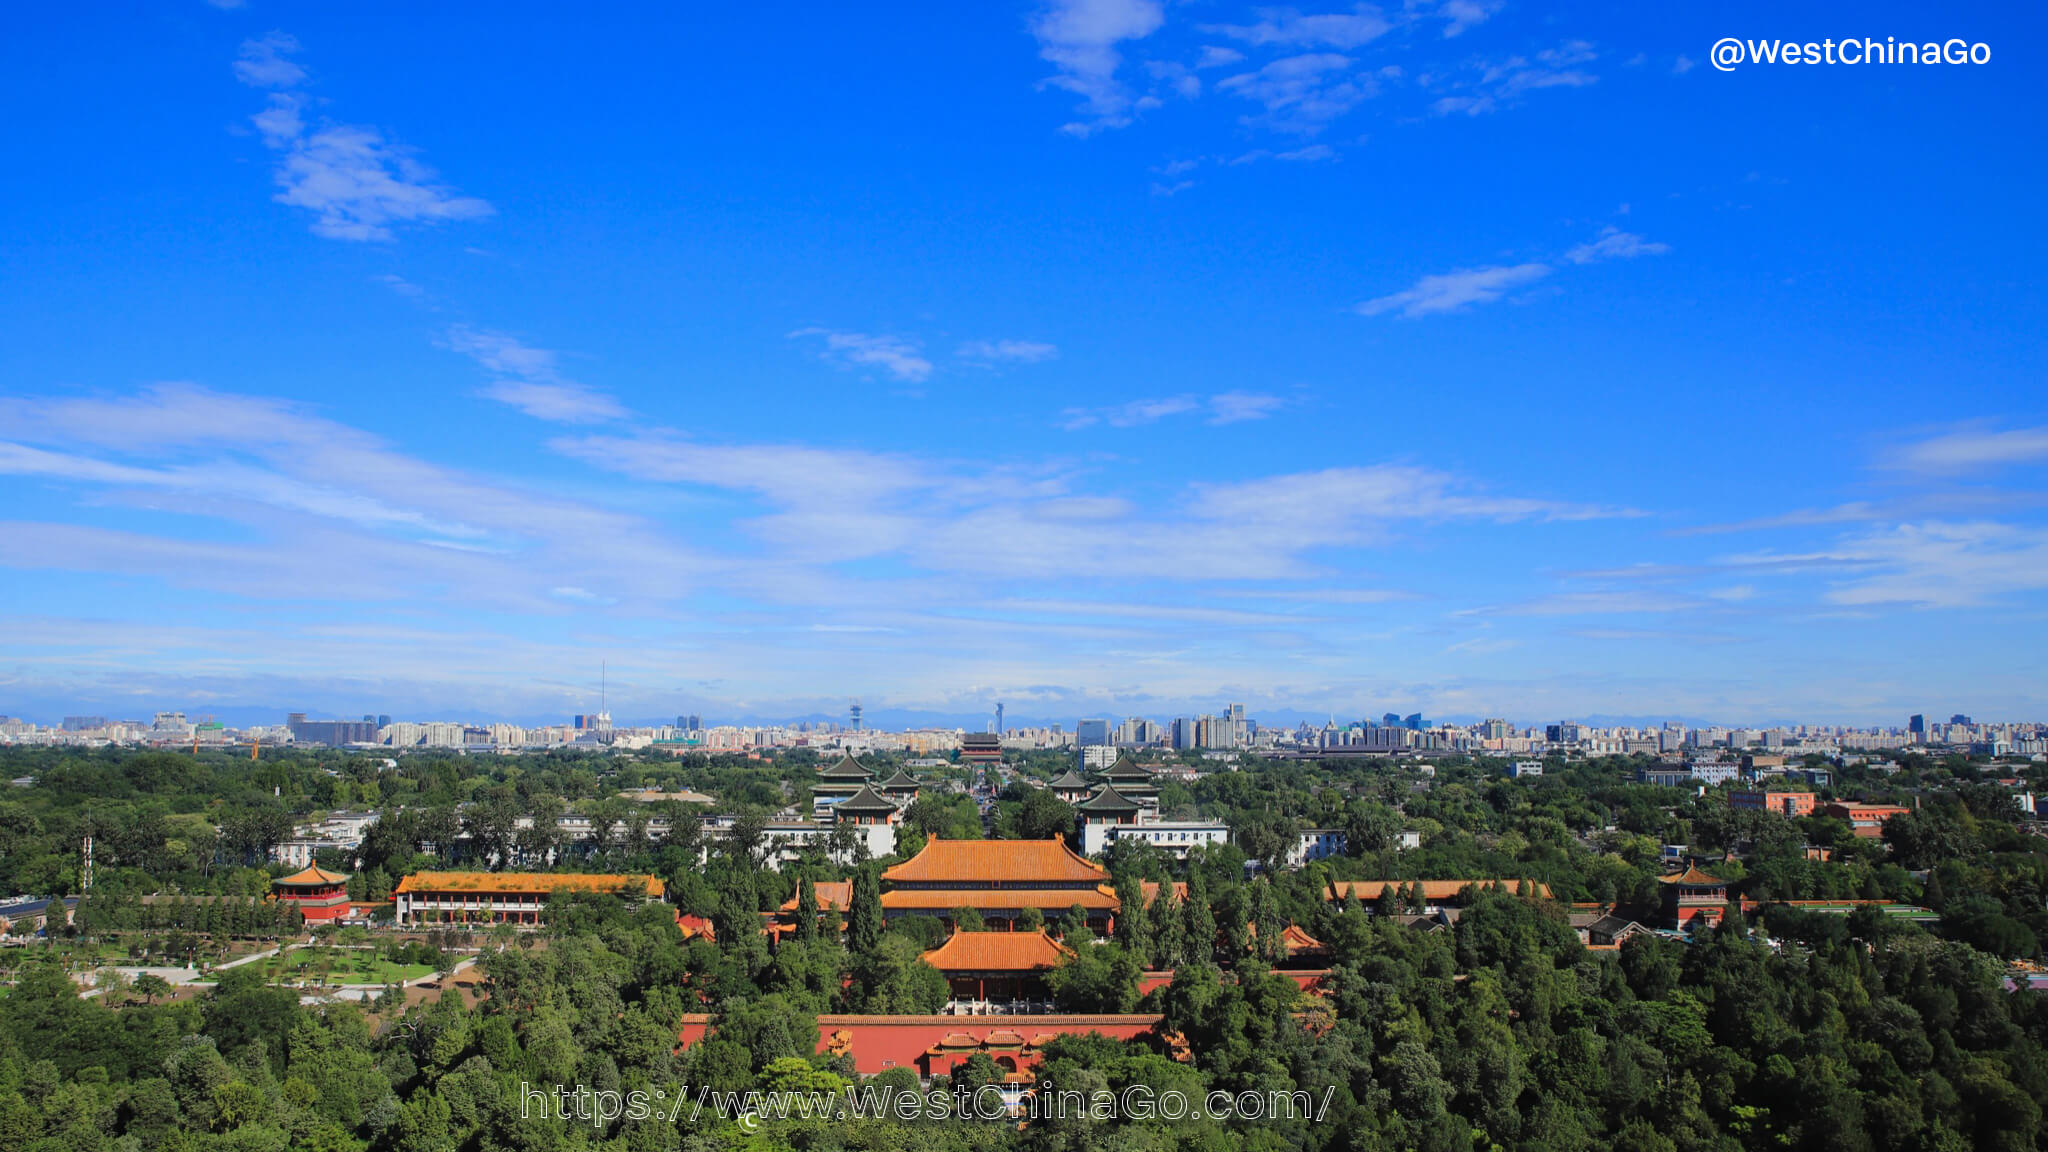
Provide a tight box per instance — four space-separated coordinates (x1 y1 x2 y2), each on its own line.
4 3 2045 726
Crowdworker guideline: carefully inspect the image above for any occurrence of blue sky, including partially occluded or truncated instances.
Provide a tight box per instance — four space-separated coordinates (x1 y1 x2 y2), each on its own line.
1 2 2044 727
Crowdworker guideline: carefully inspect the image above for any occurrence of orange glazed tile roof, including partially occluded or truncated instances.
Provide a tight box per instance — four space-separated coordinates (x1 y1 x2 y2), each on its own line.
1139 880 1188 906
882 836 1110 886
1326 879 1553 901
1659 865 1727 887
778 880 855 913
921 929 1073 972
1281 923 1326 952
880 887 1120 911
274 865 350 887
394 871 666 899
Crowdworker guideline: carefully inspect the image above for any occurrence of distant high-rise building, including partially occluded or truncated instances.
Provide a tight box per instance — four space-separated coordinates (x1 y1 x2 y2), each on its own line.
676 714 702 732
1382 713 1401 728
288 714 377 747
1076 718 1111 747
1909 714 1926 740
1949 714 1972 726
62 716 107 732
849 701 863 731
1171 717 1199 751
995 702 1004 735
377 715 392 729
1404 713 1423 731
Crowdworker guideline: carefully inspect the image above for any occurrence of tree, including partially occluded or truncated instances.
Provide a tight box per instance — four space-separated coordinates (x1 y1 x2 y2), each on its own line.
133 973 173 1006
1115 873 1151 956
1003 788 1078 841
848 866 883 956
795 876 821 942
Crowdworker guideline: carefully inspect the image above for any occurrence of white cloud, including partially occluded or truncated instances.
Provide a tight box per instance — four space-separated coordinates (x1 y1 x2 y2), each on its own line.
1359 227 1665 318
1436 0 1502 38
233 33 306 88
958 339 1059 364
1564 227 1670 264
1204 6 1393 49
266 122 495 242
1893 426 2048 474
1207 391 1288 424
1060 391 1285 429
1061 395 1202 429
1217 52 1376 131
0 386 708 610
1825 522 2048 608
235 38 492 242
444 326 628 423
1430 40 1598 116
790 328 933 382
478 382 630 424
1031 0 1167 135
1191 464 1629 529
1356 262 1551 317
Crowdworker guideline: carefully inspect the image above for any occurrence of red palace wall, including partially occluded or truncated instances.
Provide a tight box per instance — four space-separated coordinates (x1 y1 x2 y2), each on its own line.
1136 969 1331 996
679 1014 1163 1077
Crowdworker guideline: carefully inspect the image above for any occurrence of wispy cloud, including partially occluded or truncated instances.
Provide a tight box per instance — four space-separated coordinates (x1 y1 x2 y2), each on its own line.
1429 40 1598 116
1356 262 1550 317
1357 228 1666 317
1031 0 1167 135
1192 464 1632 527
235 35 492 241
1820 522 2048 608
1436 0 1502 38
445 326 628 423
233 33 306 88
1203 6 1393 50
789 328 934 382
957 339 1059 364
1564 227 1669 264
1208 390 1289 424
1060 391 1287 429
0 386 707 610
1892 425 2048 474
1216 52 1378 132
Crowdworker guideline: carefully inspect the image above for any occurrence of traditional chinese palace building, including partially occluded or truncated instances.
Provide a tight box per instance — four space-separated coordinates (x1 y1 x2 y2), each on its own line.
920 928 1072 1004
393 871 666 927
270 865 352 923
1658 864 1729 928
880 837 1120 934
1090 755 1159 807
1047 770 1092 804
812 754 877 816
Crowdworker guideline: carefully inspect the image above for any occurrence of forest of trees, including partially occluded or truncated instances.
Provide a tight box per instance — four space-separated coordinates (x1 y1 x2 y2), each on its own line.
2 744 2046 1150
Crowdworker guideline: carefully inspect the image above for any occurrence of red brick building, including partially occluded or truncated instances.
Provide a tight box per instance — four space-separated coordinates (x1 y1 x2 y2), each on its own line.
1730 790 1818 817
1822 802 1912 838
